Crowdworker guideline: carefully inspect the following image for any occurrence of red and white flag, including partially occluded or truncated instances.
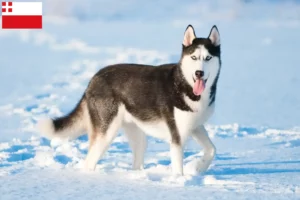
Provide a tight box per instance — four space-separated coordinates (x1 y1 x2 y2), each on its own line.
1 1 42 29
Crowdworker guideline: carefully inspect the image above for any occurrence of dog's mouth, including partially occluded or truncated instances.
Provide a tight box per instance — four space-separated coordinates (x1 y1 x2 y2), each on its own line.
192 76 208 96
192 77 208 83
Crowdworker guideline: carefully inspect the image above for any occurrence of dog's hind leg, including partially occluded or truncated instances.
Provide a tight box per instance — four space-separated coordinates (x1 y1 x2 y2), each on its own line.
191 125 216 174
84 132 116 171
84 98 122 171
123 124 147 170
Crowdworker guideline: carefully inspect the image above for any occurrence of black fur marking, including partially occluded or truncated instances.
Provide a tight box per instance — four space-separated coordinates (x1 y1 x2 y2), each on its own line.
209 68 220 106
209 55 221 106
182 38 221 58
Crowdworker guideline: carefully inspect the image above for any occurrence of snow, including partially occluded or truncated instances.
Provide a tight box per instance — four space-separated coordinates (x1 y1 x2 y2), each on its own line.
1 0 300 199
1 129 300 199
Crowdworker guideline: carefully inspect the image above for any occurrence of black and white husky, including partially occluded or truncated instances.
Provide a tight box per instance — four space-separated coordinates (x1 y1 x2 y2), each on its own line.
38 25 221 175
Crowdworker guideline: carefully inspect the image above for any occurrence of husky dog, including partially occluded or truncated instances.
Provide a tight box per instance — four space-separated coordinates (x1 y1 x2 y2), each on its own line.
38 25 221 175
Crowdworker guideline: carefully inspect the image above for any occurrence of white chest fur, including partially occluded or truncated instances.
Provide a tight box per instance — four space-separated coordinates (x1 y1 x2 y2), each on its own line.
174 90 214 140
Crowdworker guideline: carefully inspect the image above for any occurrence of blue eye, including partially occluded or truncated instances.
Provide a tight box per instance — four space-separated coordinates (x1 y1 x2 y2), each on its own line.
191 56 197 60
205 56 212 61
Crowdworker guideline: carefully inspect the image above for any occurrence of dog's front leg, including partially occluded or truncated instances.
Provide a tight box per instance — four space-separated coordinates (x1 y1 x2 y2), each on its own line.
170 142 183 175
191 125 216 174
166 117 184 176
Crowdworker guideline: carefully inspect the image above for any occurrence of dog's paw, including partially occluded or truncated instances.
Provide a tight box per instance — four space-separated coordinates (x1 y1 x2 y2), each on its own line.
185 158 211 175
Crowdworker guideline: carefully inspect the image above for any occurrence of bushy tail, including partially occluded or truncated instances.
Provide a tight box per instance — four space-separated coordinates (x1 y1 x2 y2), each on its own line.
37 95 88 140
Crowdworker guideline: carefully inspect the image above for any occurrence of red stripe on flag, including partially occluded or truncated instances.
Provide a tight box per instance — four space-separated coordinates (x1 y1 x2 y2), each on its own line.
2 15 42 29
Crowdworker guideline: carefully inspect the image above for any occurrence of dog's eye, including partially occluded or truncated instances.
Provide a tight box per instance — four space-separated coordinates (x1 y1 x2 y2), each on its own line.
205 56 212 61
191 56 197 60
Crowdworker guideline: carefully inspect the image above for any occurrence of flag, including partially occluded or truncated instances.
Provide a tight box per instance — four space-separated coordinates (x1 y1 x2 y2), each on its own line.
1 2 42 29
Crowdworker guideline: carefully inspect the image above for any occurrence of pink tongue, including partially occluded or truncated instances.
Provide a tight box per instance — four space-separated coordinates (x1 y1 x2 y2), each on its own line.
193 79 205 96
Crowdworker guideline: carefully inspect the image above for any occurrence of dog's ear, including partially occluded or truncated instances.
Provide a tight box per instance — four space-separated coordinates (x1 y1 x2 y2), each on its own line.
183 25 196 47
208 25 220 46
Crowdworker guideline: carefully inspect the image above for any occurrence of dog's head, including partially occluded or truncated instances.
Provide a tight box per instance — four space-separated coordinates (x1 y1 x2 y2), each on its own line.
180 25 221 96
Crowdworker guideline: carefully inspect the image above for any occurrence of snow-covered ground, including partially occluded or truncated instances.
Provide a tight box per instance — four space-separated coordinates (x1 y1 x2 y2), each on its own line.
1 0 300 199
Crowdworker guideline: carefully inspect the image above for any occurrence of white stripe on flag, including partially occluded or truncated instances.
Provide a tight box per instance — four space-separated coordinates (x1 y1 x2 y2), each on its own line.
2 2 42 16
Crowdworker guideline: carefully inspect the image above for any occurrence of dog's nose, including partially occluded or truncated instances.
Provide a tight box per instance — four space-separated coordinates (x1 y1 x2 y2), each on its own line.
195 70 204 78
